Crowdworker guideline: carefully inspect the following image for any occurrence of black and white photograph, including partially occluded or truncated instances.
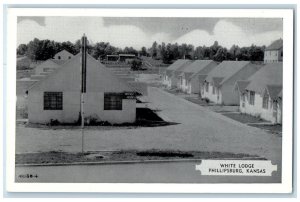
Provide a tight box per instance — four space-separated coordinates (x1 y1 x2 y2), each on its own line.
5 8 294 193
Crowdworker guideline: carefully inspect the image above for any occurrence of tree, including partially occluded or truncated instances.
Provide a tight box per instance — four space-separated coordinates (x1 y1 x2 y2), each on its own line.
60 41 78 55
130 59 143 71
151 41 158 58
26 38 56 61
140 47 148 56
213 47 228 62
161 43 173 64
209 41 221 59
248 45 265 61
170 43 179 59
229 45 241 60
17 44 28 56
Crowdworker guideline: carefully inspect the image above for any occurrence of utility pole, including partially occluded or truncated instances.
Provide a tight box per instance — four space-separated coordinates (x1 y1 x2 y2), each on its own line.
80 34 87 153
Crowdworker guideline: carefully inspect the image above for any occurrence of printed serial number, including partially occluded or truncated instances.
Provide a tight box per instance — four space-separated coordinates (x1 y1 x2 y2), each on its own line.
18 174 38 178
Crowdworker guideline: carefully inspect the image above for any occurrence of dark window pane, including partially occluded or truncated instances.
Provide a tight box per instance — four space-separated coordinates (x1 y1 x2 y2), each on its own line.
104 93 122 110
44 92 63 110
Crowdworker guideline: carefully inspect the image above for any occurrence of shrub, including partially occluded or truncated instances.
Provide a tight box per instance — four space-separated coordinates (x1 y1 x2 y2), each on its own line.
130 59 143 71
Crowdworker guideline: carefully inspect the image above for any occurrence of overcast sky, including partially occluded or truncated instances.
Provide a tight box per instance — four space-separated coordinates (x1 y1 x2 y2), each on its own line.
17 16 283 49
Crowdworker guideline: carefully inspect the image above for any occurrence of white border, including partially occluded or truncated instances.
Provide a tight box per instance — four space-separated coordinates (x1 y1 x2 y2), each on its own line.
5 8 294 193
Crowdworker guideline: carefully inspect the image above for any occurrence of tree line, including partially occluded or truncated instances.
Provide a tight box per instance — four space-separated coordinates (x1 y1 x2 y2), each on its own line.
17 38 266 63
149 41 265 64
17 38 140 61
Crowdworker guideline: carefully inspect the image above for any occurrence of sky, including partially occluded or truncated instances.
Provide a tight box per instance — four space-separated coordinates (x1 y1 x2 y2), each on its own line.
17 16 283 49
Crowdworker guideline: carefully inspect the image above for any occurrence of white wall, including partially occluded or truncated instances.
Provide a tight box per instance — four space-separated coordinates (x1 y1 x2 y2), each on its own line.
35 60 58 75
28 54 137 124
242 91 281 124
264 49 283 63
180 76 188 93
220 84 240 105
202 82 222 104
28 91 136 124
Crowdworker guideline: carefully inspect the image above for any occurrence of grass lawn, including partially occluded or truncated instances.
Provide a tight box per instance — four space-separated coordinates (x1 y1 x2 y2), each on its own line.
222 112 266 124
15 150 264 165
248 124 282 136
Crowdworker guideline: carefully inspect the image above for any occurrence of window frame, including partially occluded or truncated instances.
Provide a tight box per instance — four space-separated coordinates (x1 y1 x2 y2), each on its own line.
249 91 255 105
44 92 63 110
205 82 209 92
262 93 269 109
104 92 123 110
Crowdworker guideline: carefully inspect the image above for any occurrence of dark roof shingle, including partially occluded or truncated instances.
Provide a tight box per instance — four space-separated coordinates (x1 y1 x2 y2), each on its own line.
246 62 282 94
266 39 283 50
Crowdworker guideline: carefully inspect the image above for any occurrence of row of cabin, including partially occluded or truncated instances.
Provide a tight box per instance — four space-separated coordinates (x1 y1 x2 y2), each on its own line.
25 49 146 124
162 39 283 124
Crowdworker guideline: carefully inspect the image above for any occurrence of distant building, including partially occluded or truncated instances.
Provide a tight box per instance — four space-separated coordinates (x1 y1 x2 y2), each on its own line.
162 59 192 88
28 53 140 124
236 62 282 124
118 54 136 62
53 50 74 60
264 39 283 63
202 61 261 105
106 55 119 61
178 60 218 94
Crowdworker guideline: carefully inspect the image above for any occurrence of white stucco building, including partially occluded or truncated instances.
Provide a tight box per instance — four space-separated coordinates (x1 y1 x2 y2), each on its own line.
202 61 261 105
162 59 192 88
28 53 138 124
53 50 74 60
235 62 282 124
264 39 283 63
178 60 218 94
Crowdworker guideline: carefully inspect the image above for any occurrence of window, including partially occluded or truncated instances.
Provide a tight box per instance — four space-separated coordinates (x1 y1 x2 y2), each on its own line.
180 77 183 85
262 93 269 109
212 86 215 94
44 92 63 110
242 94 245 102
185 79 188 86
249 91 255 105
205 83 209 92
104 93 122 110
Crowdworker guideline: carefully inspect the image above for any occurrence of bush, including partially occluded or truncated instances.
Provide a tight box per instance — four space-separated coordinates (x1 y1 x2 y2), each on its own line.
130 59 143 71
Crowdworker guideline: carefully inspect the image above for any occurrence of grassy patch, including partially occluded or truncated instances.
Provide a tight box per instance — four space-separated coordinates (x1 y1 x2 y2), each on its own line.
222 112 266 124
185 97 211 106
16 150 265 165
248 124 282 136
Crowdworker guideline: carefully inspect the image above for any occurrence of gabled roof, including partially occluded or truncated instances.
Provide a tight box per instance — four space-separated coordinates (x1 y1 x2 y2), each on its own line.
53 49 74 59
266 39 283 51
29 53 135 93
212 77 224 87
166 59 192 71
198 74 208 83
234 80 251 93
173 61 193 77
246 62 283 94
182 60 214 73
264 85 282 100
181 60 218 81
205 61 250 85
184 72 195 80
